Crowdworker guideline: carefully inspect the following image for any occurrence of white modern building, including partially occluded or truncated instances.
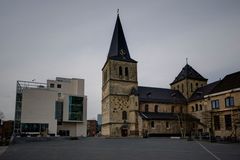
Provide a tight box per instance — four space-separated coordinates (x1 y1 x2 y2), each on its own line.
14 77 87 137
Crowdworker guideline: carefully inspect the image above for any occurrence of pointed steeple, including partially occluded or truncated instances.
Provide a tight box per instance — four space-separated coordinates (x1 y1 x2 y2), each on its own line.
107 14 137 63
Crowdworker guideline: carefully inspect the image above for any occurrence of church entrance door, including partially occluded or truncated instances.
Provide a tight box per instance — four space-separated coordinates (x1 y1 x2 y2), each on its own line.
121 128 128 137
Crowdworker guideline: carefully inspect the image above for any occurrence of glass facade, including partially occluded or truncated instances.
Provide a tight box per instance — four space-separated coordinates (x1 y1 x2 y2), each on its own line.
69 96 83 121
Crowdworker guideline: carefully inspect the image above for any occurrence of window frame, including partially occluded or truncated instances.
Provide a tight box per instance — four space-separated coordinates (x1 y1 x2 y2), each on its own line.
211 100 220 109
224 114 232 130
122 111 127 120
225 97 234 107
154 105 158 112
145 104 149 112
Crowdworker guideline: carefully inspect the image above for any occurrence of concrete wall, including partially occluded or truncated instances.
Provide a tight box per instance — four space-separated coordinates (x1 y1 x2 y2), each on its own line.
21 88 58 134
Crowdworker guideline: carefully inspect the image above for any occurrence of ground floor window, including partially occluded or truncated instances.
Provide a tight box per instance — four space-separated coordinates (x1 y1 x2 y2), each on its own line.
58 130 70 136
225 115 232 130
151 121 155 128
213 115 220 130
166 122 170 128
21 123 48 132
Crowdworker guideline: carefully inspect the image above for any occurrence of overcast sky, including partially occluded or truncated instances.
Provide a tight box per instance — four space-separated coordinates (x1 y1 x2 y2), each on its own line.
0 0 240 120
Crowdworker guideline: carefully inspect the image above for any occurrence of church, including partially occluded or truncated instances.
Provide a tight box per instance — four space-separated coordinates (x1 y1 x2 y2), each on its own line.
101 14 240 139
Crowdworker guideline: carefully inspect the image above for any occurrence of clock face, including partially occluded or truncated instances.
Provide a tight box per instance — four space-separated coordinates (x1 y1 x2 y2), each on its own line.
120 49 126 56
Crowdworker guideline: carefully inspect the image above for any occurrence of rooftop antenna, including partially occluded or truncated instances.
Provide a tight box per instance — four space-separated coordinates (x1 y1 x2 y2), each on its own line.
186 57 188 65
117 9 119 15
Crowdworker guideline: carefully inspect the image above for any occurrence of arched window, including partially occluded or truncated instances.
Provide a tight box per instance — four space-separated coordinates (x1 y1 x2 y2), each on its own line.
166 122 169 128
145 104 149 112
191 83 193 92
154 105 158 112
199 104 202 110
122 111 127 120
125 67 129 76
151 121 155 128
195 104 198 111
180 106 183 113
182 84 184 93
119 66 123 76
171 106 174 113
196 83 199 87
192 106 194 112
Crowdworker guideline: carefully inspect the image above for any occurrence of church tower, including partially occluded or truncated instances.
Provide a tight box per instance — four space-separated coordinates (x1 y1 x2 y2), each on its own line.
101 14 138 137
170 63 208 99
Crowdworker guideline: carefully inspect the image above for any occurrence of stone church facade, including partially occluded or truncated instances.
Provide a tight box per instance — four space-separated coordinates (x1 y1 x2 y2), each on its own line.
101 14 240 139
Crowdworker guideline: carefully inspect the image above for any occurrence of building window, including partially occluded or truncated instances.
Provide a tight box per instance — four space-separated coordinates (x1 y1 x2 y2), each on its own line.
211 100 220 109
166 122 170 128
125 67 129 76
135 102 138 106
225 97 234 107
225 115 232 130
182 84 184 93
196 83 199 87
145 104 149 112
57 84 61 88
154 105 158 112
214 115 220 130
177 85 179 89
119 66 123 76
190 83 193 92
171 106 174 113
192 106 194 112
55 101 63 122
195 104 198 111
180 106 183 113
151 121 155 128
69 96 83 121
122 111 127 120
21 123 48 133
199 104 202 111
50 83 54 88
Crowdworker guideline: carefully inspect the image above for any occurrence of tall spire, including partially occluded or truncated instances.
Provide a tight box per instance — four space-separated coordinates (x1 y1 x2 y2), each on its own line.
107 14 137 63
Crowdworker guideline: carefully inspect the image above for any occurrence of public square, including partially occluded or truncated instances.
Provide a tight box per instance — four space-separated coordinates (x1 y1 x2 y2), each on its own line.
1 138 240 160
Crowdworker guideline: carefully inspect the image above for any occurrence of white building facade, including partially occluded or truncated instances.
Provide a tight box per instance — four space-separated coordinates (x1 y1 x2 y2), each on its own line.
14 77 87 137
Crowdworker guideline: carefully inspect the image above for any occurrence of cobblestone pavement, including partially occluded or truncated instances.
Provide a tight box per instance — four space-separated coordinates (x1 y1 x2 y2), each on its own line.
1 137 240 160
